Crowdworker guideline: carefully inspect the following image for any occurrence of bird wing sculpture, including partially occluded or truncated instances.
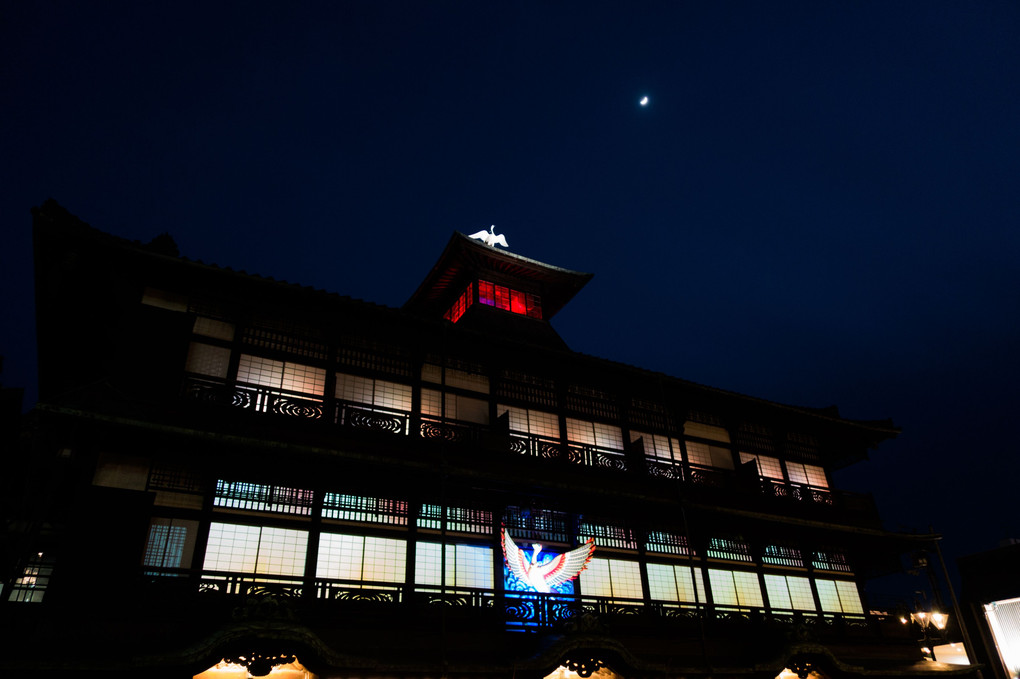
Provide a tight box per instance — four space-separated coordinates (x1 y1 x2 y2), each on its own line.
467 225 509 249
502 528 595 593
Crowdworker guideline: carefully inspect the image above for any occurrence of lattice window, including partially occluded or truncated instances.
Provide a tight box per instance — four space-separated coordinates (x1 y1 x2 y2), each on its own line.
214 480 314 516
504 506 570 544
628 397 673 431
577 517 637 550
566 418 624 450
415 542 493 588
203 523 308 577
238 355 326 395
764 574 816 611
815 578 864 614
631 431 680 460
444 282 473 323
708 569 763 608
645 530 691 556
144 518 199 572
421 389 489 424
336 373 412 411
147 464 203 493
582 558 643 602
707 537 753 562
417 504 492 534
812 550 853 573
422 360 490 393
193 316 235 341
734 423 774 454
336 335 412 377
647 563 705 604
786 461 828 488
321 493 409 525
185 342 231 378
786 431 821 461
499 405 560 439
6 553 55 603
762 544 804 568
495 370 556 407
686 441 734 469
316 533 406 585
478 280 541 319
739 452 784 479
566 384 618 419
242 323 328 361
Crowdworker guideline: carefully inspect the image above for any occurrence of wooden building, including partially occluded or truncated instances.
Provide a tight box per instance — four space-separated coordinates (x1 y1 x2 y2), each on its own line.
0 201 975 679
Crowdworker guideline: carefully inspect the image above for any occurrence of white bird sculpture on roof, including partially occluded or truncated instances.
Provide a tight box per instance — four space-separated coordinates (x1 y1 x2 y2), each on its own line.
468 225 509 249
502 528 595 593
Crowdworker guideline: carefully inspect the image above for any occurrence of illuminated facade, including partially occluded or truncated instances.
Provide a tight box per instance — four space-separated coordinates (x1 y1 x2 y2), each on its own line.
959 542 1020 679
1 201 977 679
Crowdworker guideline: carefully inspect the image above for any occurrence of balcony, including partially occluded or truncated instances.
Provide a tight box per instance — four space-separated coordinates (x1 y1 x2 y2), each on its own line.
138 566 902 641
180 375 876 522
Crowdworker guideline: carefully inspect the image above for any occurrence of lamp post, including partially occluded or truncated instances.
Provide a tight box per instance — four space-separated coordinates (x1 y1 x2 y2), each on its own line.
911 609 950 660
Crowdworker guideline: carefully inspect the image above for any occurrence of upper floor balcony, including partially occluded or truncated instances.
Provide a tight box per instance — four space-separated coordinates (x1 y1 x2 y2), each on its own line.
179 374 879 525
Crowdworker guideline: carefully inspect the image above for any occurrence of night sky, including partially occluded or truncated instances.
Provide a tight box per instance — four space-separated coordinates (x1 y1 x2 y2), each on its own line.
3 2 1018 593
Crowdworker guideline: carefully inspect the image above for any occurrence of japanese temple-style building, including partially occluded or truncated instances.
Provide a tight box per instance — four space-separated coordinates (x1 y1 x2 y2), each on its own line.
1 201 977 679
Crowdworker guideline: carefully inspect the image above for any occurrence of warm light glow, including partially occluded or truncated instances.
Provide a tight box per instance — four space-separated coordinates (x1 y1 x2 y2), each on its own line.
194 657 317 679
933 642 970 665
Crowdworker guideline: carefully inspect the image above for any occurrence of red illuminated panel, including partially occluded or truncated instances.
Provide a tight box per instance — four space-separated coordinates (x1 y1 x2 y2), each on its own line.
476 280 542 320
510 290 526 315
494 284 510 311
443 283 474 323
479 280 495 306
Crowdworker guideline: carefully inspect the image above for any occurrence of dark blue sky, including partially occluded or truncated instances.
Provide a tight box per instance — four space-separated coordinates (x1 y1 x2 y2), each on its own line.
2 1 1018 588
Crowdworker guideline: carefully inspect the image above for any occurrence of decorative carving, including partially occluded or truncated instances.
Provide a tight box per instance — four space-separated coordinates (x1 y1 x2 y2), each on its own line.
346 407 404 434
272 396 323 419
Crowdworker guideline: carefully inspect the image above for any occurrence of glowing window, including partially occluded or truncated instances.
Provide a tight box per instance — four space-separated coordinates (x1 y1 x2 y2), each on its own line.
581 558 643 602
707 537 752 562
144 518 198 572
707 569 763 608
237 355 325 395
645 530 691 556
185 342 231 378
214 480 314 515
193 316 235 341
762 545 804 568
815 578 863 614
417 504 492 534
764 574 816 611
335 373 412 411
444 283 474 323
686 441 734 469
316 533 406 585
415 542 493 589
786 462 828 488
421 389 489 424
646 563 706 604
499 405 560 439
203 523 307 577
739 452 784 479
478 280 542 319
6 553 55 603
566 418 624 450
684 422 731 443
321 494 408 525
631 431 680 460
